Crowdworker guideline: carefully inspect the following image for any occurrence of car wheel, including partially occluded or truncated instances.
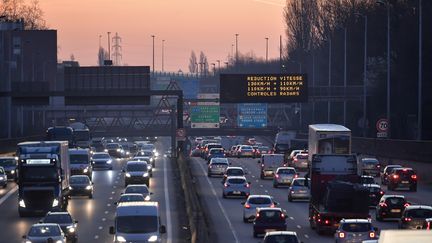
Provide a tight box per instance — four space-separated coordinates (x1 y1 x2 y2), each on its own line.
288 195 293 202
89 194 93 199
253 231 258 238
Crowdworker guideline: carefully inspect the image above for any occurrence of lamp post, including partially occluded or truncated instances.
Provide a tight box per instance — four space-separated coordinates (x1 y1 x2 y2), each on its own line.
356 13 368 137
216 60 221 72
235 34 239 63
211 63 216 76
107 32 111 60
162 39 165 72
265 37 269 62
151 35 155 73
417 0 423 140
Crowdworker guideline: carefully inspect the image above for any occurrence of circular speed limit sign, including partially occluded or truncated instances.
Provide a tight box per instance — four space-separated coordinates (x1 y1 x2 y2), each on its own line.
376 119 389 132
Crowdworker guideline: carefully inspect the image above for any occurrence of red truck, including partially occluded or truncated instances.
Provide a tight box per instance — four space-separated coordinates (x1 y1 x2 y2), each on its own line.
308 124 370 234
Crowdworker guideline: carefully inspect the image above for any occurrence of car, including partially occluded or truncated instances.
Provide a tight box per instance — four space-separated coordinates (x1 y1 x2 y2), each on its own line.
376 195 410 221
116 193 146 204
381 165 402 185
139 143 158 157
207 158 230 177
242 195 278 223
190 147 201 157
207 148 225 161
194 137 203 145
0 156 18 180
91 152 113 170
222 176 251 198
387 168 417 191
0 166 7 188
123 161 150 187
23 223 67 243
69 148 93 179
248 137 256 145
203 143 223 160
259 154 285 179
360 158 381 176
68 175 94 198
135 150 156 167
104 143 123 157
399 205 432 230
334 219 378 243
291 153 308 170
124 184 152 201
40 211 78 242
273 167 297 188
288 177 311 202
237 145 255 158
262 231 302 243
222 167 245 183
422 218 432 230
360 175 376 185
363 184 384 207
131 157 153 177
253 207 287 237
256 146 272 156
227 145 238 157
287 150 303 164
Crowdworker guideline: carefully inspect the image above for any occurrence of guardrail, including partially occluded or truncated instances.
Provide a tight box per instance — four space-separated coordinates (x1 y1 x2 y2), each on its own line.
176 154 210 243
0 135 44 154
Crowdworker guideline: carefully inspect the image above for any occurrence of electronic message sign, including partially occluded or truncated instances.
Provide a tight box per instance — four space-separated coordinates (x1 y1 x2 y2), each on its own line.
220 74 308 103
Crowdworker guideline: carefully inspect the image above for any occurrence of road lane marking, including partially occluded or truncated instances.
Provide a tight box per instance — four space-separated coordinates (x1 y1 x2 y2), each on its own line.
289 216 294 220
98 226 103 230
260 185 263 187
0 185 18 206
264 190 268 193
304 234 309 238
102 218 106 221
197 161 240 243
164 157 173 243
296 225 301 229
94 235 99 239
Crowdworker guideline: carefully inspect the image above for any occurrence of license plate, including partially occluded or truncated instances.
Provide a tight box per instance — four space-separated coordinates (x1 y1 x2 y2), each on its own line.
283 180 290 183
370 194 376 197
402 181 409 184
391 209 401 213
299 190 306 193
265 229 276 232
233 191 241 194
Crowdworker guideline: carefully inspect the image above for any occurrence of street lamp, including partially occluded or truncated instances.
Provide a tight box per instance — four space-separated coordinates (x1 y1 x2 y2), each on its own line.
265 37 269 62
235 34 239 63
162 39 165 72
151 35 155 73
356 13 368 137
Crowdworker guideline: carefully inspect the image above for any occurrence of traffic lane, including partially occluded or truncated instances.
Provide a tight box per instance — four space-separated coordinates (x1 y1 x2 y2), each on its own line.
0 180 17 200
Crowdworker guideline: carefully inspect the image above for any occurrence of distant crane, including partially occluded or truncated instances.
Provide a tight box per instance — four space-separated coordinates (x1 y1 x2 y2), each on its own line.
112 32 122 66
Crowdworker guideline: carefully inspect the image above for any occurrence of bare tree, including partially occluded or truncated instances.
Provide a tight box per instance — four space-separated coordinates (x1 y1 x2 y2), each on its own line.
0 0 47 30
199 51 209 75
188 51 197 73
97 47 109 66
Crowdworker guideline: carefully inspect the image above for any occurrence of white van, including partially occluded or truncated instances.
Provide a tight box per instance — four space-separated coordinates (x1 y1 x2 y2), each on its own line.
258 154 285 179
109 201 166 242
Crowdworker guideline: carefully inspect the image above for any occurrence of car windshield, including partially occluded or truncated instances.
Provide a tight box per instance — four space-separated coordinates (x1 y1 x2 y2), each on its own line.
210 149 224 154
0 158 16 166
127 163 148 171
341 223 371 232
361 177 375 184
211 159 228 164
368 187 381 193
106 144 120 149
227 169 244 175
118 194 145 202
296 154 308 159
137 151 153 156
116 216 158 233
241 146 253 150
43 214 72 224
264 235 299 243
363 159 378 164
20 166 58 181
275 144 289 150
386 197 405 205
386 166 402 173
406 209 432 218
141 145 155 150
125 186 149 194
248 197 272 205
132 157 150 162
70 154 89 164
70 176 90 184
227 178 246 184
292 179 309 187
28 225 61 237
212 162 228 166
395 170 415 176
258 146 269 151
92 154 110 159
278 169 295 174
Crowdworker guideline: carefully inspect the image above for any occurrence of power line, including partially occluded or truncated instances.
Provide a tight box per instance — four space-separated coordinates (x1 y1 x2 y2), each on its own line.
112 32 122 66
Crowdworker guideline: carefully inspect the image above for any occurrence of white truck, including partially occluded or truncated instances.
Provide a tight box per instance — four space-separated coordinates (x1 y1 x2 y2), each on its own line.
258 154 285 179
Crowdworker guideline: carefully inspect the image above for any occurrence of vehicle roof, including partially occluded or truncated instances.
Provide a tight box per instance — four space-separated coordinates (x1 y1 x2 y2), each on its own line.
362 184 381 188
93 152 110 155
116 201 159 216
106 143 120 145
405 205 432 210
126 184 148 188
393 167 414 171
248 194 272 199
18 141 68 146
309 124 350 132
226 176 247 180
276 167 296 170
210 158 228 163
265 231 298 237
377 230 432 243
226 167 243 170
69 149 89 154
120 193 145 198
126 161 148 165
257 207 283 212
46 211 71 216
340 218 371 223
382 194 405 199
385 165 402 168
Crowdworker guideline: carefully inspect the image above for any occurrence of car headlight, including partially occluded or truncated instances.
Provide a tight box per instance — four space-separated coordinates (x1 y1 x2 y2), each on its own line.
104 149 108 152
150 158 153 162
55 240 63 243
147 165 152 170
154 152 159 157
25 240 32 243
0 177 4 181
164 154 167 158
11 170 15 174
116 236 127 242
126 151 130 155
143 172 149 177
69 186 73 190
117 149 121 152
144 195 151 201
107 160 112 164
85 185 92 190
67 226 76 233
52 199 59 207
83 167 89 173
19 199 26 208
125 173 131 178
148 235 158 242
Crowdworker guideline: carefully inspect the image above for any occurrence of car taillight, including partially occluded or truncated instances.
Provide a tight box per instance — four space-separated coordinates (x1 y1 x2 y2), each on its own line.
256 213 260 219
379 202 388 207
338 232 345 238
403 217 412 222
245 183 250 188
294 158 298 162
369 232 376 238
294 174 298 178
404 203 410 207
275 174 280 179
380 190 384 195
224 183 229 188
261 163 264 167
280 213 285 219
411 174 417 180
244 203 251 209
392 174 399 179
324 219 330 225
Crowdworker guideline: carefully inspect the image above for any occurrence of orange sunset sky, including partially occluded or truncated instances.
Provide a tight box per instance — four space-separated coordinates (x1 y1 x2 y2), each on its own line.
39 0 286 72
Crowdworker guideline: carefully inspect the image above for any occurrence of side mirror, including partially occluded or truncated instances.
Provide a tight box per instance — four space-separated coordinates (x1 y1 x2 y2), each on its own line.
109 226 115 234
160 225 167 234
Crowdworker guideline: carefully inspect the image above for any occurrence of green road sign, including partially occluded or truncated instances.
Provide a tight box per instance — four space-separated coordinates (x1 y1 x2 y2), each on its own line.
190 105 220 128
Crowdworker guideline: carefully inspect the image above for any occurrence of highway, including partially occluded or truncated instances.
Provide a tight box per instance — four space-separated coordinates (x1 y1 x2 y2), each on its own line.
0 138 182 243
189 136 432 243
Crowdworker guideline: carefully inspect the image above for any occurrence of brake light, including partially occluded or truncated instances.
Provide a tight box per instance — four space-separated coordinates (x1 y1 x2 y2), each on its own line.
380 190 384 195
244 203 251 209
270 203 275 208
256 213 260 218
294 174 298 178
324 219 330 225
280 213 285 219
379 202 388 207
392 174 399 179
369 232 376 238
294 158 298 162
224 183 229 188
275 174 280 179
261 163 264 167
411 174 417 180
404 203 410 207
427 222 431 230
404 217 412 222
338 232 345 238
245 183 250 188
